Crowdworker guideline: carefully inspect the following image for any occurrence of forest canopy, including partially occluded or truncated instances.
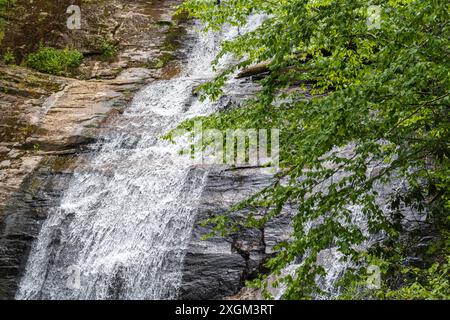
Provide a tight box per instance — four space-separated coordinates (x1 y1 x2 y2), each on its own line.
176 0 450 298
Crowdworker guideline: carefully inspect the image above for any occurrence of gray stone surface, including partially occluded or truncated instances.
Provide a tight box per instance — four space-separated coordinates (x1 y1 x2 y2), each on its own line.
0 157 74 299
178 167 293 299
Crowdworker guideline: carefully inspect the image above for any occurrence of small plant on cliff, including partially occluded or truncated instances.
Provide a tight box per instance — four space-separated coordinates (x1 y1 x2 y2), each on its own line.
100 41 118 59
27 46 83 76
2 48 14 64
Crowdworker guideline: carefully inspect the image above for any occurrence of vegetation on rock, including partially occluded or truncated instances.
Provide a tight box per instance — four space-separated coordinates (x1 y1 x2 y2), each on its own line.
26 46 83 75
2 47 14 64
100 40 118 59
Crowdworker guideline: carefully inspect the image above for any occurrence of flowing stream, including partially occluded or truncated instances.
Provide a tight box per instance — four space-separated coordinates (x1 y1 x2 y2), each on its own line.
16 17 264 300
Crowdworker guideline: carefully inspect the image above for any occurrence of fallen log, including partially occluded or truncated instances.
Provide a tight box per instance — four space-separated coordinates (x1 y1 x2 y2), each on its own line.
235 61 271 79
235 51 330 80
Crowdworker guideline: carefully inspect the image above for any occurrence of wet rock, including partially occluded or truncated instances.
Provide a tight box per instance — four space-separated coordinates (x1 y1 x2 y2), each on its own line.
264 212 293 254
179 249 246 300
0 155 76 299
178 167 292 299
0 0 188 300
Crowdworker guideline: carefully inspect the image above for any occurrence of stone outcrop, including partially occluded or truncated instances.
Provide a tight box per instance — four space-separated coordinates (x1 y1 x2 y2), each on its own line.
0 0 186 213
0 64 155 216
179 167 293 299
0 155 77 299
1 0 184 79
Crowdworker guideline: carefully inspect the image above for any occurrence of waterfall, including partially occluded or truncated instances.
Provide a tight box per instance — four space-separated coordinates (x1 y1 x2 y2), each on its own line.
16 16 266 300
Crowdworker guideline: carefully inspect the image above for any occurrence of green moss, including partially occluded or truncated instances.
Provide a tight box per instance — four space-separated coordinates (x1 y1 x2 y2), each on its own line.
0 113 35 143
163 24 186 51
28 176 41 197
148 52 173 69
172 10 189 24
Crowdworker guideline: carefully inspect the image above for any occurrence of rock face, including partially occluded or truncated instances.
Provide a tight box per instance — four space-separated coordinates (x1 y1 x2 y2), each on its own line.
0 156 77 299
0 65 155 298
0 66 155 211
0 0 190 299
0 0 185 214
179 167 293 299
1 0 184 79
0 66 68 214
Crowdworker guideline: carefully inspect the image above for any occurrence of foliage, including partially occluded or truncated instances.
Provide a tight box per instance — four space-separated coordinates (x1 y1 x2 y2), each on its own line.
2 48 14 64
342 256 450 300
100 41 118 59
380 256 450 299
27 46 83 75
175 0 450 299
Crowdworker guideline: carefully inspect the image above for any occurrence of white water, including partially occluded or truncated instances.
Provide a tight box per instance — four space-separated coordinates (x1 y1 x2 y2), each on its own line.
17 17 265 300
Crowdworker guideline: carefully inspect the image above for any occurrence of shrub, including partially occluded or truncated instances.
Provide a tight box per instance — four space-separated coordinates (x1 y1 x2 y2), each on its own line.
27 47 83 75
100 41 118 59
2 48 14 64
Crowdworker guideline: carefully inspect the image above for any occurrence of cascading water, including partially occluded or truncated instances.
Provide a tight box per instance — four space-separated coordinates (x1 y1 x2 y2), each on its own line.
16 16 265 300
